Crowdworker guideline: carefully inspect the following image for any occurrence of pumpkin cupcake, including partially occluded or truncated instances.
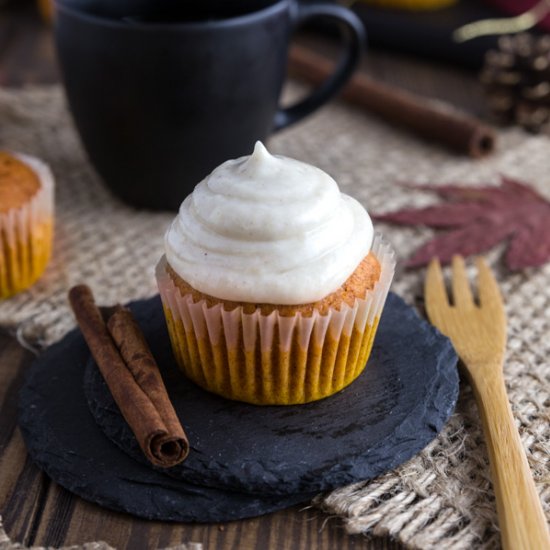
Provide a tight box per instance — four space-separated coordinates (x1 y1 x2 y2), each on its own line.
156 142 395 405
0 151 54 298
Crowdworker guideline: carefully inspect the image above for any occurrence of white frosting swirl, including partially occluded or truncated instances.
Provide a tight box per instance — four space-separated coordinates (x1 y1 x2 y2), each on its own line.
165 142 373 304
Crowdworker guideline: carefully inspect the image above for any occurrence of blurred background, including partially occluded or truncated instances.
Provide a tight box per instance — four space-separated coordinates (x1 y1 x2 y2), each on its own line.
2 0 550 134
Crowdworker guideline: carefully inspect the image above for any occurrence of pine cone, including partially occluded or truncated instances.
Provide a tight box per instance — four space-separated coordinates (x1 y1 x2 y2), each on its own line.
480 33 550 133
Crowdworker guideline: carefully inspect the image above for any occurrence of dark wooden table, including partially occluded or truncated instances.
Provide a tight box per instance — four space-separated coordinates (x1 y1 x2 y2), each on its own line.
0 3 484 549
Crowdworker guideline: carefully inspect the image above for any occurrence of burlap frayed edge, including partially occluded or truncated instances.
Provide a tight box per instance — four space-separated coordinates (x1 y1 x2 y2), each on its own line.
0 516 203 550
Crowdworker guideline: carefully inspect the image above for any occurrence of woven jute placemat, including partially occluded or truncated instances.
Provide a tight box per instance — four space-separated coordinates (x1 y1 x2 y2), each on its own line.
0 85 548 550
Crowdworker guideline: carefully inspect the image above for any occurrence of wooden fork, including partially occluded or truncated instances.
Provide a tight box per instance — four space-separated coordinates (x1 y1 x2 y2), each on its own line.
425 255 550 550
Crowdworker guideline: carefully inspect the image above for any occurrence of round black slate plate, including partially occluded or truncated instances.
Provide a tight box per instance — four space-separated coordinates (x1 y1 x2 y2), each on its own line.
85 293 459 496
18 328 315 522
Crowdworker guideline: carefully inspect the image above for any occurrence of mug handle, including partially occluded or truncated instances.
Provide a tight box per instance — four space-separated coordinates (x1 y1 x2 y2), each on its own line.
273 1 366 131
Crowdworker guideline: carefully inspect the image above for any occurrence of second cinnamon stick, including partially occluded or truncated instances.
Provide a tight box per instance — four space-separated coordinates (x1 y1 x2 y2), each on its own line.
106 306 188 466
289 44 496 158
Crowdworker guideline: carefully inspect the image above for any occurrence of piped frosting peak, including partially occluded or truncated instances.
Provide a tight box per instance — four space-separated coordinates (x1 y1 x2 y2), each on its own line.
165 142 373 304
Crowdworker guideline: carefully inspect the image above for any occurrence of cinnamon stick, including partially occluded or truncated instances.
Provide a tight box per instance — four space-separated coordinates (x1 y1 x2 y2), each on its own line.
68 285 189 467
288 44 496 158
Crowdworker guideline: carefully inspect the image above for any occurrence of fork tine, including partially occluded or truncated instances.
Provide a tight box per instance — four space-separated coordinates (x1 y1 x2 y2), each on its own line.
451 255 474 307
476 257 504 308
425 258 449 324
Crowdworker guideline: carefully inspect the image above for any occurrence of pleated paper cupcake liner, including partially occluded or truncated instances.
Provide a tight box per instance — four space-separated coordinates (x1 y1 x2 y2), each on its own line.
0 153 54 298
156 235 395 405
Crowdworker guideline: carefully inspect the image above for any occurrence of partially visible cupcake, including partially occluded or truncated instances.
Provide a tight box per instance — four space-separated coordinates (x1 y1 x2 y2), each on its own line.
0 151 54 298
156 142 395 405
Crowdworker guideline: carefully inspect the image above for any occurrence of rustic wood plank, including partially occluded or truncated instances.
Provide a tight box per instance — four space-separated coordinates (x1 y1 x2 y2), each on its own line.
0 329 50 547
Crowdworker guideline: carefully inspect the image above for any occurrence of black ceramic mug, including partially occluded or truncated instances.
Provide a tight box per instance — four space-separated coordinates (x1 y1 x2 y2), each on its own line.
55 0 365 210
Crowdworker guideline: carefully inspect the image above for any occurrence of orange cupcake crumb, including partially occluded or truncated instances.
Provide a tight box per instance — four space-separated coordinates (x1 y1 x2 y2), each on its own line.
167 252 381 316
0 151 41 212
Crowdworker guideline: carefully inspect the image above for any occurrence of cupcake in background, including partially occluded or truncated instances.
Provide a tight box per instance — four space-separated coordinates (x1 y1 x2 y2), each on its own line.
0 151 54 298
156 142 395 405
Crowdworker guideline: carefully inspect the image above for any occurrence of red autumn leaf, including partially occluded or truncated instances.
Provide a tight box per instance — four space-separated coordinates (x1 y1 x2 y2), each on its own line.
372 177 550 270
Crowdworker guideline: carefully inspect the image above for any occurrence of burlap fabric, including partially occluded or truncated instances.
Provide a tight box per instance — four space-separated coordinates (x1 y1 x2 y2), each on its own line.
0 85 548 550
